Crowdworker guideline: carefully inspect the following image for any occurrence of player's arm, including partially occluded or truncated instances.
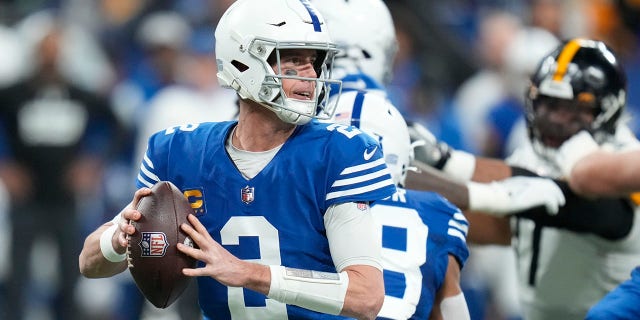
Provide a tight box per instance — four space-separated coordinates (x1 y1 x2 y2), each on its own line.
79 188 151 278
429 255 470 320
177 202 384 320
555 131 640 197
570 149 640 196
408 121 512 183
407 161 565 216
324 201 385 319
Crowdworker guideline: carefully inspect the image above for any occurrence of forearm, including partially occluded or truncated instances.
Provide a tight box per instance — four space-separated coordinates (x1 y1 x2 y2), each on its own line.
265 264 381 319
405 163 470 209
465 211 512 245
341 265 384 320
471 157 512 182
78 223 128 278
431 255 470 320
570 150 640 197
79 194 148 278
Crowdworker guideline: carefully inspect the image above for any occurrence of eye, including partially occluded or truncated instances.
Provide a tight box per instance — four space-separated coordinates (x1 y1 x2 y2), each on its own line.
282 56 301 65
283 69 297 76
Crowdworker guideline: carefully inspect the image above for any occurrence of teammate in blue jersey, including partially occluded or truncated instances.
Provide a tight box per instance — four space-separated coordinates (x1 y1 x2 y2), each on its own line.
332 90 471 319
78 0 397 319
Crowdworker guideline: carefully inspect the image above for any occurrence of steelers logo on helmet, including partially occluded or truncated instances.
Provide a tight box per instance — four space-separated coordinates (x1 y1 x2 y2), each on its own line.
525 38 626 157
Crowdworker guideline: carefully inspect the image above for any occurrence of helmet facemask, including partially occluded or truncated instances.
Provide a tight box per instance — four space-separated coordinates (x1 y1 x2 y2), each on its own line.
260 40 341 124
525 38 627 159
246 38 342 125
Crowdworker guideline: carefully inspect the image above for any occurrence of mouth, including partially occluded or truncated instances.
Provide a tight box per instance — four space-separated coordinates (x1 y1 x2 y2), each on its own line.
291 90 313 100
541 135 566 148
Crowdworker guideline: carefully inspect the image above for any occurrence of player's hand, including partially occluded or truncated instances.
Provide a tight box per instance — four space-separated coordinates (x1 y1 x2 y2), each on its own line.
114 188 151 249
468 177 566 215
177 214 248 287
407 121 452 169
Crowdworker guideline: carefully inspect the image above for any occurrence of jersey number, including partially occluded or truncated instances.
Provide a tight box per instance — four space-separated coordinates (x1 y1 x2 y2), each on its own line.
374 206 428 318
326 123 362 139
221 216 288 319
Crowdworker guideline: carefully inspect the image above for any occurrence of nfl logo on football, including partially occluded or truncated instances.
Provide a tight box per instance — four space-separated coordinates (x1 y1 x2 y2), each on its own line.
139 232 169 257
241 186 254 204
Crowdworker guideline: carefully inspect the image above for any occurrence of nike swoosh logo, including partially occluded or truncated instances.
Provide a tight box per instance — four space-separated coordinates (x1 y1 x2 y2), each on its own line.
363 146 378 160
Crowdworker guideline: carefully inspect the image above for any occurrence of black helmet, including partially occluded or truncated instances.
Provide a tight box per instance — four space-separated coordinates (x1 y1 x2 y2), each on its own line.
525 38 626 153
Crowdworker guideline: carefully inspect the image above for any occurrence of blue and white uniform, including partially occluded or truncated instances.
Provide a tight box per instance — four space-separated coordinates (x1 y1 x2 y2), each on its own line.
372 188 469 320
137 120 396 319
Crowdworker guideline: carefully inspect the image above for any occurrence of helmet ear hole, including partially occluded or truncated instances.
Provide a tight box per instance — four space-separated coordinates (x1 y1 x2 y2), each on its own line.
231 60 249 72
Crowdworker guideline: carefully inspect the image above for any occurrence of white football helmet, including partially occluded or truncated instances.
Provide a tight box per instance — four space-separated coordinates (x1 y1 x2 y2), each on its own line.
310 0 398 85
332 90 412 186
215 0 342 125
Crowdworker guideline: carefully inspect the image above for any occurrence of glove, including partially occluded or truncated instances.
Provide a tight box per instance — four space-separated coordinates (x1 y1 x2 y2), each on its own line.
467 176 566 216
407 121 452 169
555 130 599 177
408 121 476 181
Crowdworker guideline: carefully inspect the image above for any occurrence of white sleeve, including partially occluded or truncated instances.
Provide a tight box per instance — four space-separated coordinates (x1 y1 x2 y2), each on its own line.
324 202 383 271
440 292 470 320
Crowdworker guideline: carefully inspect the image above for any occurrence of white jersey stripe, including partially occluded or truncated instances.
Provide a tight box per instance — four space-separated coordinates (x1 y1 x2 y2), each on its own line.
326 179 395 200
140 163 160 182
331 167 391 187
339 158 386 175
449 219 469 235
143 153 155 169
447 229 467 243
137 174 155 188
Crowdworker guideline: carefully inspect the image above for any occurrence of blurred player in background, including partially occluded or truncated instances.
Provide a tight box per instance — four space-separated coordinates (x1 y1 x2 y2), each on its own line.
552 127 640 320
310 0 397 95
0 11 124 320
79 0 397 319
332 90 471 319
407 38 640 320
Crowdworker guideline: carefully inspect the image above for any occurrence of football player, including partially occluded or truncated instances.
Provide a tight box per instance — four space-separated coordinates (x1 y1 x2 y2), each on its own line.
333 90 471 319
407 38 640 320
78 0 398 319
310 0 397 95
551 108 640 320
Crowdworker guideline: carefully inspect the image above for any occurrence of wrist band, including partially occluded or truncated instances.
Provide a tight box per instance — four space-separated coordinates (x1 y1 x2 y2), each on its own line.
268 265 348 315
443 150 476 182
467 181 509 215
100 223 126 262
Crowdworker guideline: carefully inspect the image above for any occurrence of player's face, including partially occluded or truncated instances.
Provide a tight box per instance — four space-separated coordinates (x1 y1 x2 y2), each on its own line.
531 95 597 148
272 49 318 101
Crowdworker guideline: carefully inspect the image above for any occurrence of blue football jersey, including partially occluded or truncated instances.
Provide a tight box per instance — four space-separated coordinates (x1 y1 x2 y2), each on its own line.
136 120 396 319
371 188 469 320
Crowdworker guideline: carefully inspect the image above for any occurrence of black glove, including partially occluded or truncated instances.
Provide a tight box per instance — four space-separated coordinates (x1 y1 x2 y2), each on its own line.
406 121 452 170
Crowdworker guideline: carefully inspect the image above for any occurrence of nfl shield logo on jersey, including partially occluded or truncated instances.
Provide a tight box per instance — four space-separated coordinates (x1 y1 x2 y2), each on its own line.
241 186 255 204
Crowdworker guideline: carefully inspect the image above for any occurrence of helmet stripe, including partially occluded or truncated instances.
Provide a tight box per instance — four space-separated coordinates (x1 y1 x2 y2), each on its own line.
350 90 366 128
552 38 583 81
300 0 322 32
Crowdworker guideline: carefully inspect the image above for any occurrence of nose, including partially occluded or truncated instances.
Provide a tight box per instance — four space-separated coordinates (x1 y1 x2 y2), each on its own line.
548 106 579 123
298 62 317 78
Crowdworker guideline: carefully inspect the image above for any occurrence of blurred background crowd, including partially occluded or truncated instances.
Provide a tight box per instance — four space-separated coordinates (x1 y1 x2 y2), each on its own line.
0 0 638 319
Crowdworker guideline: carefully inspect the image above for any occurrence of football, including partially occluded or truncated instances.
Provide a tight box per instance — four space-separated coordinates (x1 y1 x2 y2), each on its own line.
127 181 198 308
